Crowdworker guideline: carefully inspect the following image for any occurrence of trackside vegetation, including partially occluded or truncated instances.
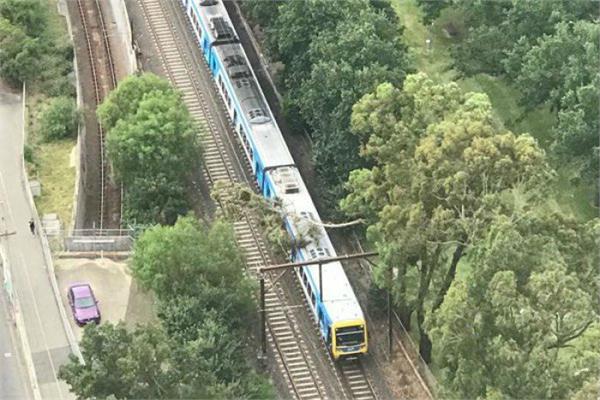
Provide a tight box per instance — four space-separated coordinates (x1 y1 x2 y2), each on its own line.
97 73 202 225
342 74 599 397
241 0 599 398
241 0 410 214
0 0 74 96
0 0 78 228
59 216 274 399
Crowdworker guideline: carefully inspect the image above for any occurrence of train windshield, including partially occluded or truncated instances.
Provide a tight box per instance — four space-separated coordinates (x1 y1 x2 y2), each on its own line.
336 325 364 347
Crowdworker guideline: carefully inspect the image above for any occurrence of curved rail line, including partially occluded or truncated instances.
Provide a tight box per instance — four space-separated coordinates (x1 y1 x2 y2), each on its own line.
137 0 329 398
75 0 121 230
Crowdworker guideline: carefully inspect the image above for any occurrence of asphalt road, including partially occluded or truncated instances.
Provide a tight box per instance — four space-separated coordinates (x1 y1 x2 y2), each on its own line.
0 85 74 399
0 288 31 399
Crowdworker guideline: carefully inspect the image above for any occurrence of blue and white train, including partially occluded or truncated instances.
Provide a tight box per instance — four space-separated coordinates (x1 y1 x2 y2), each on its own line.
181 0 367 359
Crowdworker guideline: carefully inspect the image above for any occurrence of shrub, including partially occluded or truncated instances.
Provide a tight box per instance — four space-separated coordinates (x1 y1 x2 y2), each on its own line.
38 96 78 141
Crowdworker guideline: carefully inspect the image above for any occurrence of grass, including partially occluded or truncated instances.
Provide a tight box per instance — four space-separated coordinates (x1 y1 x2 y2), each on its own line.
23 1 77 231
33 139 76 229
391 0 596 222
391 0 455 82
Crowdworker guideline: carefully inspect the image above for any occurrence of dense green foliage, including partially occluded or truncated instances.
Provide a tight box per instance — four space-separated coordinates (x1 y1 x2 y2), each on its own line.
59 321 272 400
38 96 79 141
429 211 599 399
0 0 73 96
342 73 554 361
131 217 249 304
430 0 600 197
98 73 202 225
60 217 273 399
342 73 599 396
241 0 408 212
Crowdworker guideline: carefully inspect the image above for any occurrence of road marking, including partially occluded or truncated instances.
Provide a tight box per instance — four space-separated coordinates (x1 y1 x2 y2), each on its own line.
4 352 12 357
0 163 66 399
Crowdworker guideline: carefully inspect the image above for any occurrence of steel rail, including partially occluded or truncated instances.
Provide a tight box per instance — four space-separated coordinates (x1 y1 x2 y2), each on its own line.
75 0 120 230
137 1 328 398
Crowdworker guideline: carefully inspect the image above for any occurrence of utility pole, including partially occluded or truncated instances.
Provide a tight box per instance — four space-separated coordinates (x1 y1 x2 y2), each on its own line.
388 266 394 358
258 251 378 360
259 277 266 360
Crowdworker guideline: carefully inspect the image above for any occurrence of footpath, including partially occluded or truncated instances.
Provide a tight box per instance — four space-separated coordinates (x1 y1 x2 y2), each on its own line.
0 84 77 399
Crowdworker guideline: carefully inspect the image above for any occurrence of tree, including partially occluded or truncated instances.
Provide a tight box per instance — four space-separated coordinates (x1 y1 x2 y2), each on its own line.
289 3 407 211
516 21 599 111
450 0 599 77
516 20 599 192
415 0 451 24
100 74 201 225
38 96 79 141
131 217 249 301
0 17 41 85
59 323 177 400
0 0 47 38
171 314 274 400
342 73 551 362
59 321 273 399
97 73 174 131
427 210 599 399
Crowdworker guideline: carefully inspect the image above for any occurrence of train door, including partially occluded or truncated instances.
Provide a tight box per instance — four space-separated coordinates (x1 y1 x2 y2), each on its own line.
209 50 218 75
318 306 328 338
202 38 210 60
255 160 263 188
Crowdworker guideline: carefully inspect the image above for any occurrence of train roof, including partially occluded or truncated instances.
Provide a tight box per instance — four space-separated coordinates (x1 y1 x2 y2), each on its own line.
214 43 294 168
267 167 365 323
193 0 237 44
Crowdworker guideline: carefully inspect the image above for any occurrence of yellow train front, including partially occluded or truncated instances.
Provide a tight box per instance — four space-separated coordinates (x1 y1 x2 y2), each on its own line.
331 319 368 359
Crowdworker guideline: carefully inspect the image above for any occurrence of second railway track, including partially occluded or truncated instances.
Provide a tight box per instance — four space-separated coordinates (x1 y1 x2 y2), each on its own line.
76 0 122 230
136 0 332 398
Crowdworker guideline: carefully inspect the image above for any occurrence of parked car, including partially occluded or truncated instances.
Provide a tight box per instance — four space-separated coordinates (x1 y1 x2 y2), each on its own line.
67 283 101 326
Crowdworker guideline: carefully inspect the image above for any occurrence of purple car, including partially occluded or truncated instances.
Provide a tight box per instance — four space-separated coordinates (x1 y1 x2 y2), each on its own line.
67 283 101 326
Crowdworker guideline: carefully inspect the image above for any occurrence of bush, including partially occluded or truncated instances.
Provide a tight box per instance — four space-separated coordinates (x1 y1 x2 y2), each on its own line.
23 144 33 163
38 96 78 141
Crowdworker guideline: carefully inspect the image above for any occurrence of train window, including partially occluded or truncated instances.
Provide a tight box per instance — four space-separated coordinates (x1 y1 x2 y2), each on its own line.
311 293 316 306
233 109 237 124
302 269 308 287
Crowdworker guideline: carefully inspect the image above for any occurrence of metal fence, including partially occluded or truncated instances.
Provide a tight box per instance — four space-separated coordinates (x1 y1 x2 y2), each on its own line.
44 228 135 253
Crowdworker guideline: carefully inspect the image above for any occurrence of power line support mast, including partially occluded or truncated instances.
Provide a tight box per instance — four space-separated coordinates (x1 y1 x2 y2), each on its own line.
260 277 267 362
388 266 394 358
258 251 378 362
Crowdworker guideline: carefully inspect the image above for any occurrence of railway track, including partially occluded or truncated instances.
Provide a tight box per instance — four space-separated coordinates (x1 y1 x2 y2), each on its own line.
339 359 378 400
136 1 329 398
75 0 121 230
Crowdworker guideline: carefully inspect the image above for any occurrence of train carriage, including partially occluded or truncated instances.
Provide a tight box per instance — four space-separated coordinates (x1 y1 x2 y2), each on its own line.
181 0 368 359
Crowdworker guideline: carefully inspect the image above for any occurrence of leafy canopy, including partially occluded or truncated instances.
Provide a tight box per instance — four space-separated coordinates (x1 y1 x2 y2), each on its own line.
342 73 551 362
38 96 79 141
99 73 201 225
244 0 408 214
428 210 599 399
131 216 247 299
